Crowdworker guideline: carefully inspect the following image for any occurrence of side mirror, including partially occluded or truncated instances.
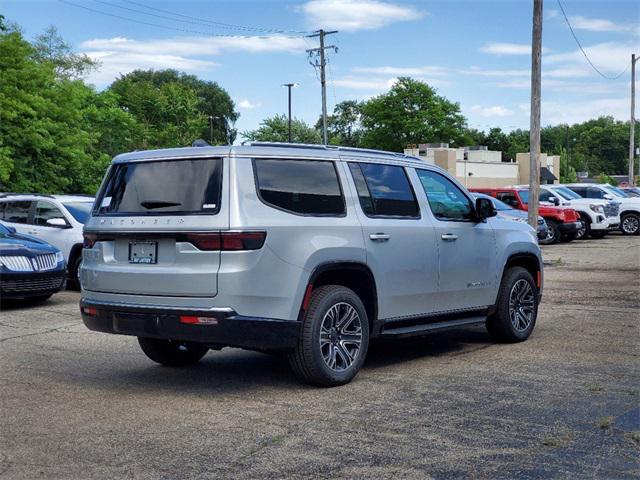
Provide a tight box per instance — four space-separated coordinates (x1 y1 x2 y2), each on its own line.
475 197 497 221
551 196 560 206
603 194 613 200
46 218 68 228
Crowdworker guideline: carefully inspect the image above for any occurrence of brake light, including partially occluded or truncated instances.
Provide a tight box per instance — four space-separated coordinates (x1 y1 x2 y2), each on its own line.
83 233 97 248
184 231 266 251
82 306 98 317
179 315 219 325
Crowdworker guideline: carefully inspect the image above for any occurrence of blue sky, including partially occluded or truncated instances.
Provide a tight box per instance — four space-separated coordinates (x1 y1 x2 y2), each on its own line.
3 0 639 139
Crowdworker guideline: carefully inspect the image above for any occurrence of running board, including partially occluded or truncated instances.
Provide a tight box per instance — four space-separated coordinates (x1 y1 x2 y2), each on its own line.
380 316 487 338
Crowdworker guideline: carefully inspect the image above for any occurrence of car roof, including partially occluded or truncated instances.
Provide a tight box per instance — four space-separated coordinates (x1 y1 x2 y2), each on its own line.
111 142 432 169
0 193 94 202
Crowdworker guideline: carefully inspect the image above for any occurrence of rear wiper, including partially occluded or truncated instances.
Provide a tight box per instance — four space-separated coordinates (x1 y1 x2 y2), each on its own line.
140 200 182 210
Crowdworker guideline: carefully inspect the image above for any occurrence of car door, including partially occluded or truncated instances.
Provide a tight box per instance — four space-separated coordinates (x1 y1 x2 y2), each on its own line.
29 200 73 259
0 200 33 235
415 169 497 311
342 160 439 320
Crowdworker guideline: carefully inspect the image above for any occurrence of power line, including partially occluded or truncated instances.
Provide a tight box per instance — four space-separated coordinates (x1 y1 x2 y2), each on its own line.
556 0 630 80
122 0 308 35
59 0 303 39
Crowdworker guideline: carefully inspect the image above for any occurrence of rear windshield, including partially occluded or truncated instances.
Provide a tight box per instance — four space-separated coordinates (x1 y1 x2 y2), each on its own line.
95 158 222 216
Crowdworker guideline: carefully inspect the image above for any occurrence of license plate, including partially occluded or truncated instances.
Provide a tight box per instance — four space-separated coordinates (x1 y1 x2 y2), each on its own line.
129 241 157 264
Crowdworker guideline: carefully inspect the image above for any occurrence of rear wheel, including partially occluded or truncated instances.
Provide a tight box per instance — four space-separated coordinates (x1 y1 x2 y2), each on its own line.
138 338 208 367
486 267 538 343
620 213 640 235
540 219 560 244
288 285 369 387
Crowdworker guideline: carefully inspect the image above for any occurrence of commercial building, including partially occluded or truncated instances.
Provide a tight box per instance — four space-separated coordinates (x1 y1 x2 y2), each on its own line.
404 144 560 188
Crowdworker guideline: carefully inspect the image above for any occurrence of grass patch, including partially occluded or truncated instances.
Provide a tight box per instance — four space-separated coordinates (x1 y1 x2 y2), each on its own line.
587 384 604 392
541 434 573 448
627 431 640 447
598 416 615 430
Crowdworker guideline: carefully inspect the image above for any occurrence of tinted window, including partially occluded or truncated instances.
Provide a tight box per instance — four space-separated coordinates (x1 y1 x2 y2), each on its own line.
496 192 519 208
569 187 587 197
553 187 581 200
2 201 31 224
63 201 94 224
416 169 473 221
587 187 605 199
34 201 68 226
254 159 344 215
348 163 419 218
539 190 554 202
473 193 511 211
95 158 222 215
604 185 629 198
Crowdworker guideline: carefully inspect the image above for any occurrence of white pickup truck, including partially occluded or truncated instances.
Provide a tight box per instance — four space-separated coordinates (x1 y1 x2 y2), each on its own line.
539 185 620 239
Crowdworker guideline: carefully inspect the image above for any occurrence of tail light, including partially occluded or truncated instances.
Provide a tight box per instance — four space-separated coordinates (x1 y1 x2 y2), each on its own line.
180 315 218 325
82 306 98 316
184 231 266 251
83 233 97 248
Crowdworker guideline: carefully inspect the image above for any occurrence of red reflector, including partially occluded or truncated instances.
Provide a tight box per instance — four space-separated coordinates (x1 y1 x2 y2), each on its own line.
537 271 541 288
179 315 218 325
83 233 97 248
302 284 314 311
83 306 98 316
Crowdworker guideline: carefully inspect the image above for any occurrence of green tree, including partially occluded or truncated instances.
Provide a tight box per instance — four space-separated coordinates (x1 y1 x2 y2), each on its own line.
316 100 363 147
32 26 98 79
358 77 468 152
108 69 238 146
242 115 322 144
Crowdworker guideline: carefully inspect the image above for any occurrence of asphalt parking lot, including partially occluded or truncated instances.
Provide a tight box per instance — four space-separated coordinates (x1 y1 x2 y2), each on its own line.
1 234 639 479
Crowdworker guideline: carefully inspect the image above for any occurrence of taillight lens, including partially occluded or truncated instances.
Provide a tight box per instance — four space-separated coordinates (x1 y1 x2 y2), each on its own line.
83 233 97 248
82 306 98 316
184 231 266 251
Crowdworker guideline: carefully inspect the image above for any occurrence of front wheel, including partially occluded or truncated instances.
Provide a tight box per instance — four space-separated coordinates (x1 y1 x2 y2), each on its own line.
138 338 208 367
620 213 640 235
288 285 369 387
486 267 538 343
575 216 590 240
540 219 560 245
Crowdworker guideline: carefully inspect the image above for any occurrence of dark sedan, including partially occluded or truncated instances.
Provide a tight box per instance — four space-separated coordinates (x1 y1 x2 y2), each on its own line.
0 223 66 301
472 193 549 241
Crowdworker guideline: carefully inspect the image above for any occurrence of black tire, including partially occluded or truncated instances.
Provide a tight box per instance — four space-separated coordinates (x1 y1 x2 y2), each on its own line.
620 213 640 235
540 219 560 244
288 285 369 387
575 215 590 240
589 231 608 239
138 337 208 367
69 255 82 290
486 267 538 343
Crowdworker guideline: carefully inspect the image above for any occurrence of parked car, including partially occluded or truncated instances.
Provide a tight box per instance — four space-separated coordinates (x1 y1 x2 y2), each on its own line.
565 184 640 235
0 194 95 284
0 223 66 301
619 186 640 198
471 193 548 241
469 187 581 244
536 185 619 239
80 143 543 387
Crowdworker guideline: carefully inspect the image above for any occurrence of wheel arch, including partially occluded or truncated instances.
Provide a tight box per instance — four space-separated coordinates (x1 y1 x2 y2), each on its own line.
302 262 379 335
503 253 541 290
68 242 83 275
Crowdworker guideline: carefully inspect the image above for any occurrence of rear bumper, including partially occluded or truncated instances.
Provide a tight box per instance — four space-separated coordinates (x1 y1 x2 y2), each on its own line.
1 270 66 299
80 299 301 351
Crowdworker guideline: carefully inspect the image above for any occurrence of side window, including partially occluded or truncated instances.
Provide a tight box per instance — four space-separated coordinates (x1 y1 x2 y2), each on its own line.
570 187 586 197
539 190 554 202
587 187 604 199
2 201 31 224
348 162 420 218
254 159 345 215
497 192 518 208
34 201 68 226
415 169 474 221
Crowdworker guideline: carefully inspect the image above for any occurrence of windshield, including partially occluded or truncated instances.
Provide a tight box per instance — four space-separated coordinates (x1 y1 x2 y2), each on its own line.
603 185 629 198
63 201 94 224
552 186 581 200
0 224 9 235
517 190 529 205
95 158 223 215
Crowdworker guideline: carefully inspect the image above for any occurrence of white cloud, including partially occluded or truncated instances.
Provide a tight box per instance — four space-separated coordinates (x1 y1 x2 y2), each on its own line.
470 105 513 117
351 65 447 76
544 41 637 74
480 42 534 55
238 99 260 109
569 15 637 34
540 98 629 125
332 75 448 90
300 0 424 32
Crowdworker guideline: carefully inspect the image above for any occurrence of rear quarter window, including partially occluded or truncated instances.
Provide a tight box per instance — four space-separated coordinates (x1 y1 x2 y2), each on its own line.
253 159 345 216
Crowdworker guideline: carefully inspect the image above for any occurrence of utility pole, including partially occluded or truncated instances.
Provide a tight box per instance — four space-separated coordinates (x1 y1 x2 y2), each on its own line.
282 83 296 143
528 0 543 230
307 29 338 145
629 53 637 186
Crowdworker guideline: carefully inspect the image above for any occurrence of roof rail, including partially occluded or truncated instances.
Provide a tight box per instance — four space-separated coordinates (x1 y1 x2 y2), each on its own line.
0 192 55 199
249 141 411 159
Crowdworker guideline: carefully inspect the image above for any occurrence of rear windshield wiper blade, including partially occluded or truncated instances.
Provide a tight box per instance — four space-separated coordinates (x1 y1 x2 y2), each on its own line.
140 200 182 210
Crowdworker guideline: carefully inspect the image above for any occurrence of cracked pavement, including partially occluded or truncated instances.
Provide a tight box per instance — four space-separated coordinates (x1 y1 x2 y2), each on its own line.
0 234 639 478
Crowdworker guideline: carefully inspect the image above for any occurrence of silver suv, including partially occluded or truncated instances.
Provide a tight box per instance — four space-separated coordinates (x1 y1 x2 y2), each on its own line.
80 143 543 386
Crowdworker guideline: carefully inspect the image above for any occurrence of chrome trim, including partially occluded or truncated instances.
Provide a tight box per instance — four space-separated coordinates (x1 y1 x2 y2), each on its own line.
80 297 235 313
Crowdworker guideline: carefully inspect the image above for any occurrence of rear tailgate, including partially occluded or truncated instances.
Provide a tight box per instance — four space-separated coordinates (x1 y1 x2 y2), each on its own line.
82 155 229 298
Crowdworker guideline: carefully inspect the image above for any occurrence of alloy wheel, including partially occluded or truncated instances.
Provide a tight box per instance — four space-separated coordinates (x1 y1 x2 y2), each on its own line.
319 302 363 371
508 279 535 332
622 215 639 234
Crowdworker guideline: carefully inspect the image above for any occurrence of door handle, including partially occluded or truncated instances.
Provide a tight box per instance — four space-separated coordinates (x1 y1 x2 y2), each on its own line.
369 233 390 242
28 231 38 235
441 233 458 241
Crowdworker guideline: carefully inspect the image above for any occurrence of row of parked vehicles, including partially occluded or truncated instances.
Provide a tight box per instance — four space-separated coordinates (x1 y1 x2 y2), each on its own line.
1 143 639 386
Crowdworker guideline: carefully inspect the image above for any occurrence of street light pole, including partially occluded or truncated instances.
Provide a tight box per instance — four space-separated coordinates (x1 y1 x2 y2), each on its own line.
282 83 296 143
